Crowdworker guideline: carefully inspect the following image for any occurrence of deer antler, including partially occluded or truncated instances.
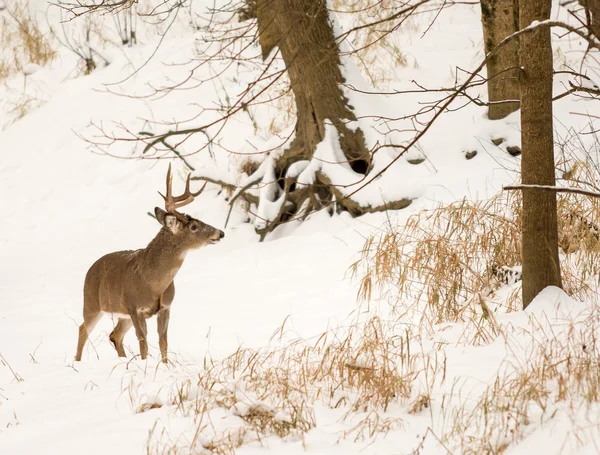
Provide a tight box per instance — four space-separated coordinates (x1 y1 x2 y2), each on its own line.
159 163 207 213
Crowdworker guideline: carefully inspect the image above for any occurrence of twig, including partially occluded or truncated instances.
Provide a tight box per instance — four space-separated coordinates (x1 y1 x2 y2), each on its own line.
138 131 196 170
225 177 262 228
191 175 259 205
0 353 23 382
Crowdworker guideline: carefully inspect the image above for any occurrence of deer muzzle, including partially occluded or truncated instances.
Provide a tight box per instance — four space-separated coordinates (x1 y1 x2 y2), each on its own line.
210 229 225 243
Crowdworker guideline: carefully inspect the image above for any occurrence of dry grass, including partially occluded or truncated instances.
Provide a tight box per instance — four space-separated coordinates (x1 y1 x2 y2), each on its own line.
137 306 600 455
437 305 600 454
138 315 431 454
342 156 600 452
197 316 414 414
351 192 524 329
332 0 417 87
351 163 600 332
3 90 42 127
0 2 55 81
239 159 261 177
137 302 600 454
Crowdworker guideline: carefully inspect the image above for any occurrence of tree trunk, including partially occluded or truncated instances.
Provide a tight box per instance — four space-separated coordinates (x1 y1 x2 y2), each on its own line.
519 0 562 308
255 0 371 188
481 0 520 120
579 0 600 39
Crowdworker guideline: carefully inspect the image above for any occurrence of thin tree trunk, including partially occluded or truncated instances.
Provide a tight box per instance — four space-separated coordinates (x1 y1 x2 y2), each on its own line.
519 0 562 308
481 0 520 119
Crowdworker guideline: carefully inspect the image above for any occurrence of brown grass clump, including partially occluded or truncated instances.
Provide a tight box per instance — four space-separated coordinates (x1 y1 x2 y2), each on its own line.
440 305 600 454
352 162 600 330
142 316 426 454
3 90 41 126
351 192 523 328
136 402 162 413
198 316 413 415
0 2 55 80
239 159 261 177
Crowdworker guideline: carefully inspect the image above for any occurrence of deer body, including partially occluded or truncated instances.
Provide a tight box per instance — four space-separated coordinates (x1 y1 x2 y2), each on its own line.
75 165 223 363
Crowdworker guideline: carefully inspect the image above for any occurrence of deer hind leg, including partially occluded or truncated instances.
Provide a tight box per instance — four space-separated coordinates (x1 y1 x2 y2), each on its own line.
109 318 133 357
75 311 102 361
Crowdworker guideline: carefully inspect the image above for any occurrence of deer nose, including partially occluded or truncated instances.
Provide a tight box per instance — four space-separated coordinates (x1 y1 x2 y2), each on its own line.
219 230 225 239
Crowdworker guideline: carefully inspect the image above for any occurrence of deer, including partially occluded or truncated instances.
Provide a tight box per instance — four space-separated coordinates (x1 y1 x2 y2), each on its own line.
75 164 224 364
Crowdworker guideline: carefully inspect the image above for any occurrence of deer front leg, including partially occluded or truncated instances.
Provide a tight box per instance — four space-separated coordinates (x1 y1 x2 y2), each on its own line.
157 307 170 364
130 311 149 360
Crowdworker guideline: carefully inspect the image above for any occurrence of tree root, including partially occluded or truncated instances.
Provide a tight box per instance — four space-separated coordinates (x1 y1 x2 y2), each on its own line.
192 170 413 240
316 172 413 216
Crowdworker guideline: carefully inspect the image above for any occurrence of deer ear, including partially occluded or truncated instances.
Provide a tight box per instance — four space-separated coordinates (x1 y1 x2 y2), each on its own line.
154 207 167 226
164 214 179 233
155 207 181 233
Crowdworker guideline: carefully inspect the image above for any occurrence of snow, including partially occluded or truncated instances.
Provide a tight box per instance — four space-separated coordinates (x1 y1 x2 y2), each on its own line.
1 0 600 454
22 63 41 76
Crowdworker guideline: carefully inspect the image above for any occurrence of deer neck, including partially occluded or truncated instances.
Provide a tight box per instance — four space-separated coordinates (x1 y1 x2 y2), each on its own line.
138 228 187 293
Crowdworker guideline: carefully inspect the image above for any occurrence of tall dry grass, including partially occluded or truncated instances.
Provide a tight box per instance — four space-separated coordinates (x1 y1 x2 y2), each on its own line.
351 162 600 332
136 315 438 453
0 2 55 80
435 303 600 454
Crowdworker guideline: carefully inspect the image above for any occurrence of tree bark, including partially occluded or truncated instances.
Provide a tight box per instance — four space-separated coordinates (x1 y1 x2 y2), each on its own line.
579 0 600 39
481 0 520 120
255 0 371 177
519 0 562 308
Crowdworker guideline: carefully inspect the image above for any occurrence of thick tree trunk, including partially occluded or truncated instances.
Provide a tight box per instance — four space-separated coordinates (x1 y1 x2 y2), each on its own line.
255 0 371 177
481 0 520 120
519 0 562 308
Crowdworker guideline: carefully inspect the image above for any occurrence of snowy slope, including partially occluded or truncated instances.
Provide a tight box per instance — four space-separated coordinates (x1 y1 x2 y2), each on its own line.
1 0 600 454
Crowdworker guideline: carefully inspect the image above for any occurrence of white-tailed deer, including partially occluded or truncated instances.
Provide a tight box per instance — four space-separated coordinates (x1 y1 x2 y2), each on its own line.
75 164 224 363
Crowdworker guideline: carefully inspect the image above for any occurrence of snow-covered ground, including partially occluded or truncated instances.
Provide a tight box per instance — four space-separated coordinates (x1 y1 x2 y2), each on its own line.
2 1 600 454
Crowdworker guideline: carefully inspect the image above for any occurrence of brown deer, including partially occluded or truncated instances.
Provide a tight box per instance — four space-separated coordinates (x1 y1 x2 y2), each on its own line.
75 164 224 363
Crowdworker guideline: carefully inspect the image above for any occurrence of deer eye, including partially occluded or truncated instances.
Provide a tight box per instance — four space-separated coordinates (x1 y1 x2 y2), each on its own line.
190 224 198 232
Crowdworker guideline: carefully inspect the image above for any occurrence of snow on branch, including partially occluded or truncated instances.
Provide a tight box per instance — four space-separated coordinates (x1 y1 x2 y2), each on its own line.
503 184 600 198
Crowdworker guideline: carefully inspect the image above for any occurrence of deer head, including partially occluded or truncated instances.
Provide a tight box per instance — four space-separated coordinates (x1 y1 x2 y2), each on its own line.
154 163 224 250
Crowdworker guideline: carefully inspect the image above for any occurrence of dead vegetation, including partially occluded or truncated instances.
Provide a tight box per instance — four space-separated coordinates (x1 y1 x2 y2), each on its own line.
137 315 431 454
133 157 600 454
0 2 55 81
137 296 600 454
333 0 416 87
352 193 523 326
436 304 600 455
351 161 600 332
